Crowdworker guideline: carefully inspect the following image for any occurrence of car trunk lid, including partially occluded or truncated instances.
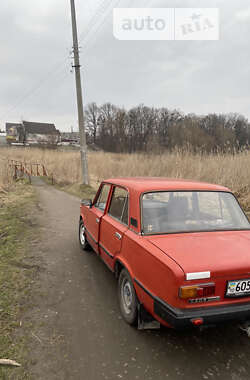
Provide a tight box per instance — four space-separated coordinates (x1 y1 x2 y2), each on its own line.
147 230 250 279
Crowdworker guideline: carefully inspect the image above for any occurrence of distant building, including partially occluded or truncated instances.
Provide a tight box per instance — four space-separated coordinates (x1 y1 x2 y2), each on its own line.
61 132 80 145
22 121 60 145
6 123 24 144
5 121 61 146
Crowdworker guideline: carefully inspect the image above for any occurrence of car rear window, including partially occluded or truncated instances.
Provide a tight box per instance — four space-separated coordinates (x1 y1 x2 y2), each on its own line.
142 191 250 235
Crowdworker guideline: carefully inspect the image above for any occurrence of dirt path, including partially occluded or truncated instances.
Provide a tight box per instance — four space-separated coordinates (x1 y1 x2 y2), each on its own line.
27 183 250 380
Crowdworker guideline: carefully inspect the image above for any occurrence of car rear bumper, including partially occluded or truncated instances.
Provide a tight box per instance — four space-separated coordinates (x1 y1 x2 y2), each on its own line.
154 298 250 329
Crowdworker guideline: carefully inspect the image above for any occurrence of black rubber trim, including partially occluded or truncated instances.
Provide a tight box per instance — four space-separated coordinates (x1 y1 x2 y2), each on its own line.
154 298 250 329
134 278 250 329
131 218 138 228
134 278 154 297
84 228 114 259
134 278 177 314
99 243 114 259
85 228 98 245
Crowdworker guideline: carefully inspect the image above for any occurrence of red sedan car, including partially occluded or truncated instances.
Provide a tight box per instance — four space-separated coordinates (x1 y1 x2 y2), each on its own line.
79 177 250 329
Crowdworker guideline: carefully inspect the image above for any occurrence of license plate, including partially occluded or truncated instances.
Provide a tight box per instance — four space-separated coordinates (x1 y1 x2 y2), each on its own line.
226 279 250 297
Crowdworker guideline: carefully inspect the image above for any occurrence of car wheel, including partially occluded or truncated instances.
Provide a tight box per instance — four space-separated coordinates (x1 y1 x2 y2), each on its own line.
79 220 91 251
118 268 138 325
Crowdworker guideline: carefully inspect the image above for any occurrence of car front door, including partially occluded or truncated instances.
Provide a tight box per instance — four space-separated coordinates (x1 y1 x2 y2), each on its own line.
99 186 129 269
85 183 111 253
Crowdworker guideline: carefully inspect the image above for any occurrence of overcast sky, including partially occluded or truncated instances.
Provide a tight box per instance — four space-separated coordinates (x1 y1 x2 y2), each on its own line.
0 0 250 131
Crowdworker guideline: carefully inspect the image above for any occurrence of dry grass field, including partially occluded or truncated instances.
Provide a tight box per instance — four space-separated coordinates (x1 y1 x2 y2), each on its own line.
0 156 13 191
0 147 250 213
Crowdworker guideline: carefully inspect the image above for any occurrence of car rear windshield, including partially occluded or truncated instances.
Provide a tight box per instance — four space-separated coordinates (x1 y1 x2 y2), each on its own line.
142 191 250 235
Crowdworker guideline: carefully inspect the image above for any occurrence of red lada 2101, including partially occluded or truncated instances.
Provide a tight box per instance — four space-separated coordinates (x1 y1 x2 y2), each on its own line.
79 177 250 329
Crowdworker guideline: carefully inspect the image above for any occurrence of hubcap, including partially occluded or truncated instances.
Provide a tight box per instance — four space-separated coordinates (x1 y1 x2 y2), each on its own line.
80 224 85 245
122 279 133 314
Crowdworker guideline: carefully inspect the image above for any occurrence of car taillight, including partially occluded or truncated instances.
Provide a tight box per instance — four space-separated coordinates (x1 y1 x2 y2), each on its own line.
197 284 215 297
179 284 215 299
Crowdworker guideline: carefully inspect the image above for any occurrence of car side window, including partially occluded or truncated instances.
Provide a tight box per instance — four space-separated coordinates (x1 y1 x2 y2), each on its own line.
108 187 129 225
95 184 111 212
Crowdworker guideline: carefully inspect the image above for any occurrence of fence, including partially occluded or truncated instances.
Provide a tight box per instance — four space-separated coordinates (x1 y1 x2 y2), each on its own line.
7 159 53 184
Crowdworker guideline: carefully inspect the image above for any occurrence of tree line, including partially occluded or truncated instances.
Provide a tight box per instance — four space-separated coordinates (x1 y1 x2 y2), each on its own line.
85 103 250 153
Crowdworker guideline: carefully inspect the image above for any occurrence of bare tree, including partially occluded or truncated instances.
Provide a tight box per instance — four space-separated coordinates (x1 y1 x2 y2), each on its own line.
84 103 250 153
85 102 100 145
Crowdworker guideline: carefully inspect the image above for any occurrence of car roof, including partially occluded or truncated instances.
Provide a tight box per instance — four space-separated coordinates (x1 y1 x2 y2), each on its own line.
104 177 230 193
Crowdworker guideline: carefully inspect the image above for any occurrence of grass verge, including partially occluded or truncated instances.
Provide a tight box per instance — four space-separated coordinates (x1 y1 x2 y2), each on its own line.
0 182 37 379
41 175 97 200
56 183 97 200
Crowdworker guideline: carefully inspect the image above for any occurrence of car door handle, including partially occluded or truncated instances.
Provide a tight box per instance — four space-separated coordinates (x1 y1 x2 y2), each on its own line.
115 232 122 240
96 218 100 223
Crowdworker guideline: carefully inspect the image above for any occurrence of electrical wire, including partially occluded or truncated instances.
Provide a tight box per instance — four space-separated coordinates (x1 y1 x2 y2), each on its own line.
80 0 154 54
0 0 154 122
0 49 75 123
78 0 111 42
79 0 122 48
0 0 115 122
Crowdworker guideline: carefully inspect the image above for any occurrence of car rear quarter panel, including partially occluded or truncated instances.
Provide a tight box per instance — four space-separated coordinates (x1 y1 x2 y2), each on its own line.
116 230 184 316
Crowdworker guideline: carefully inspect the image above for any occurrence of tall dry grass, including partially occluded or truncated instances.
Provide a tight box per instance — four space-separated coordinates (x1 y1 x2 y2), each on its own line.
0 147 250 210
0 157 13 190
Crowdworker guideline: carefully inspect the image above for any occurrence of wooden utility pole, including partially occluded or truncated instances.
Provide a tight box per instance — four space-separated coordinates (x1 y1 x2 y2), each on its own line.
70 0 89 185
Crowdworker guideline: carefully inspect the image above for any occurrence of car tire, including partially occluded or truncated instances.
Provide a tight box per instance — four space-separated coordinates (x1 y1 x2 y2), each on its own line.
118 268 138 325
79 220 91 251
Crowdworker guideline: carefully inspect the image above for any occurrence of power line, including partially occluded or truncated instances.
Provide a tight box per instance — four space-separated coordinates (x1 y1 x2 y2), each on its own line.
0 55 72 123
79 0 154 54
79 0 121 48
0 0 115 123
1 0 150 123
78 0 114 42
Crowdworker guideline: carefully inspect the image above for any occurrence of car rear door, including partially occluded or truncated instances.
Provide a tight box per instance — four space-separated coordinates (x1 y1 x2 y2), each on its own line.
99 186 129 269
85 183 111 253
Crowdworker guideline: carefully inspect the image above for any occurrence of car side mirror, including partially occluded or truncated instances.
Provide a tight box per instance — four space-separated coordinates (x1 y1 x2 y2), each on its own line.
81 199 92 208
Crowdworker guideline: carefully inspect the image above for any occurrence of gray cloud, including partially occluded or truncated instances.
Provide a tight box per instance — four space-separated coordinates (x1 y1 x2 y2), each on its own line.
0 0 250 131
